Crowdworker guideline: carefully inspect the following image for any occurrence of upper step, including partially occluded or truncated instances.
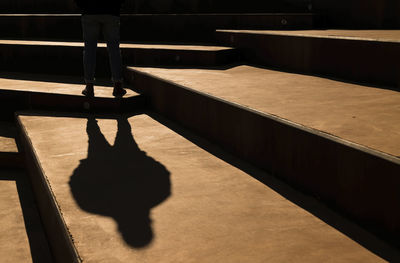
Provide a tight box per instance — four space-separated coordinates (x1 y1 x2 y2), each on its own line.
125 64 400 245
17 111 392 262
216 29 400 87
0 0 311 14
0 40 237 75
0 14 315 42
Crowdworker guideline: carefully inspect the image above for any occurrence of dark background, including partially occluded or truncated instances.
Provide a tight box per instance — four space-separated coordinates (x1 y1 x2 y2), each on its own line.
0 0 399 28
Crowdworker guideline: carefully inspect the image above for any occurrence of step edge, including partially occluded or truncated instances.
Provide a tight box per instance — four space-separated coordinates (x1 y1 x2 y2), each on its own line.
16 115 82 263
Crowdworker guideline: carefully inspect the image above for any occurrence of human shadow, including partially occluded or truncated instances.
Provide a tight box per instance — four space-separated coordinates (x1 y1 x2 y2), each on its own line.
69 115 171 248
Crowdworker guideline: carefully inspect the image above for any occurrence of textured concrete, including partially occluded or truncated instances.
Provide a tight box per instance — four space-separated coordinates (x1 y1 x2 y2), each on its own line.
18 112 391 262
0 170 53 263
129 65 400 158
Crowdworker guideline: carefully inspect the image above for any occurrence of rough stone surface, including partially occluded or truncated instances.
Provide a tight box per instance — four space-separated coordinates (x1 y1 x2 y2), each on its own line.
19 112 390 262
129 65 400 158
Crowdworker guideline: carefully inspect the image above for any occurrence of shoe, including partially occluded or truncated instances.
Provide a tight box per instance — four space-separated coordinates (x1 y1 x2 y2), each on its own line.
112 82 127 98
82 84 94 97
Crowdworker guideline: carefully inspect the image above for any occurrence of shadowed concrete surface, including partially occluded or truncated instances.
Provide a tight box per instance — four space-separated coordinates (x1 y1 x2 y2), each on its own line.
0 121 18 153
19 112 392 262
0 170 53 263
128 65 400 158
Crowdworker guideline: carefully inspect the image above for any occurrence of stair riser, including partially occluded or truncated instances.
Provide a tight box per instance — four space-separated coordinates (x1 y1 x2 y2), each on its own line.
125 67 400 245
0 14 314 42
216 31 400 87
0 44 237 75
0 152 23 168
0 90 146 120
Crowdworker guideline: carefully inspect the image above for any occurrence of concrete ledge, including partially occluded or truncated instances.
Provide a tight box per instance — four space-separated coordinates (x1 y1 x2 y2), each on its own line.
216 30 400 87
17 116 81 262
0 122 23 168
0 88 145 120
125 66 400 245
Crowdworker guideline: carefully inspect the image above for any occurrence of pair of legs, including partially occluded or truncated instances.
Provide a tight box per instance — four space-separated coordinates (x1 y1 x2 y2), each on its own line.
81 14 125 97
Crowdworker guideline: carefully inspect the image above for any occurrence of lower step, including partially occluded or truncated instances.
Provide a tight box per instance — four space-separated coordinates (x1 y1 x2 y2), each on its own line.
17 111 394 262
0 169 53 262
124 64 400 245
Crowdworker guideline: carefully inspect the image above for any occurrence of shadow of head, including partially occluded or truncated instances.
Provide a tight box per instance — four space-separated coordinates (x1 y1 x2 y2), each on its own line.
69 115 171 248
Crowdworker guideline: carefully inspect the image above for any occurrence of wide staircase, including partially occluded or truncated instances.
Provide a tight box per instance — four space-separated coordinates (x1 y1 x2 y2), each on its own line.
0 1 399 262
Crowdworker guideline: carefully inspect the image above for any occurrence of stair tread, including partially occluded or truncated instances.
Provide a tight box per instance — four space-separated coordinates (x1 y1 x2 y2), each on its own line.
0 40 234 51
216 29 400 43
0 74 139 98
128 64 400 159
18 111 387 262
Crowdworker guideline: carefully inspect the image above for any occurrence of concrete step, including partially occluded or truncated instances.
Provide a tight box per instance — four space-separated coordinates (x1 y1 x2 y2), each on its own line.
0 14 315 42
0 73 145 120
0 0 311 14
124 64 400 245
0 40 237 76
17 111 398 262
0 169 53 262
216 29 400 87
0 122 23 168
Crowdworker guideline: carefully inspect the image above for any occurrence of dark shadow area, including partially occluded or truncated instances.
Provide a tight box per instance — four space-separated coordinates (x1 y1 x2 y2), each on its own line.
146 111 400 262
0 121 17 138
69 114 171 248
0 169 54 263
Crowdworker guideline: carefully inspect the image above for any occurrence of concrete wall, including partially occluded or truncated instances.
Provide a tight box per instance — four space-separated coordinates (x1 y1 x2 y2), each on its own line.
313 0 400 28
0 0 310 14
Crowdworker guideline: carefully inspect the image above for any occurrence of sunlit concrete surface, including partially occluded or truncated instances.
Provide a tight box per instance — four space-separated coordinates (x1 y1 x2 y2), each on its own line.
216 29 400 42
0 76 138 98
0 171 32 263
0 40 233 51
129 65 400 158
19 112 388 262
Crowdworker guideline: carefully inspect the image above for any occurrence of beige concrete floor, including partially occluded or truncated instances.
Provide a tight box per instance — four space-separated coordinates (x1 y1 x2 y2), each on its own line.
19 112 392 262
0 122 18 153
0 171 32 263
0 40 232 51
216 29 400 43
130 65 400 158
0 76 138 98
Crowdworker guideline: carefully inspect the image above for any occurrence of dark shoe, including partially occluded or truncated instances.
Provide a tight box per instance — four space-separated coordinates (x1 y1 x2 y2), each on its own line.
112 82 126 98
82 84 94 97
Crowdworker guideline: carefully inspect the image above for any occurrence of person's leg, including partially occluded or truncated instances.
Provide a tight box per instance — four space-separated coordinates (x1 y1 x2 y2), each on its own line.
101 15 126 97
82 15 100 96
